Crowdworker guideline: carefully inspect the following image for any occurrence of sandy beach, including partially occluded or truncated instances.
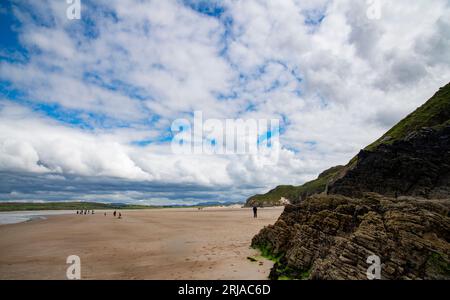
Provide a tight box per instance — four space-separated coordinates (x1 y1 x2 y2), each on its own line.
0 207 283 280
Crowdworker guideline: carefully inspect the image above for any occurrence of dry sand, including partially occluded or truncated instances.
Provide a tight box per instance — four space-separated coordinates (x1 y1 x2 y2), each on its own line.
0 207 283 279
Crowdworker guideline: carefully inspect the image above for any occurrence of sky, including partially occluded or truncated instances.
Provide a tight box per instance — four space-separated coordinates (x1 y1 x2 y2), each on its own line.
0 0 449 205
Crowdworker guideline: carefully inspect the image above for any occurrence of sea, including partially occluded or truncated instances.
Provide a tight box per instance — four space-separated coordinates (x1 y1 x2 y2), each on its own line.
0 210 74 225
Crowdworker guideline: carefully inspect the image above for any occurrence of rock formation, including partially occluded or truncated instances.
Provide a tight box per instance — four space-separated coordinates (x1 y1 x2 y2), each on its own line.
252 193 450 279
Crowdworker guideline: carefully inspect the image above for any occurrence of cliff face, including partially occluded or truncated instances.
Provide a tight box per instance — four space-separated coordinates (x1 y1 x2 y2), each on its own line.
251 83 450 280
252 193 450 280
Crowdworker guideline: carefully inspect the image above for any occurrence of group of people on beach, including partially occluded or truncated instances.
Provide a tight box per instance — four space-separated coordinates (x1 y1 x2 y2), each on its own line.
77 210 94 215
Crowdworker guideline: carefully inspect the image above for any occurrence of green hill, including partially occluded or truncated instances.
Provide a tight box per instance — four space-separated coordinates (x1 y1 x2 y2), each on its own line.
245 165 344 207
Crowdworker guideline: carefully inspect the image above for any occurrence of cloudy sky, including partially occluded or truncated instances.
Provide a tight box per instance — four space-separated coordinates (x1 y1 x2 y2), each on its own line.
0 0 449 205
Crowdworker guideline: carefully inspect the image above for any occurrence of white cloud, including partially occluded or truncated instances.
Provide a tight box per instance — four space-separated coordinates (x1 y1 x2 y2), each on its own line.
0 0 449 204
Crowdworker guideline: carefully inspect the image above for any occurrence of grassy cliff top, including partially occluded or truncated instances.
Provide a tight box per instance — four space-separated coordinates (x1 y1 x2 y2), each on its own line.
366 82 450 150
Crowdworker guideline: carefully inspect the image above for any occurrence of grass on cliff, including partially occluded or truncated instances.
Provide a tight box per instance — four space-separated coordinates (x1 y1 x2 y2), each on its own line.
366 83 450 151
253 243 312 280
427 252 450 277
254 244 284 264
276 266 311 280
246 185 302 206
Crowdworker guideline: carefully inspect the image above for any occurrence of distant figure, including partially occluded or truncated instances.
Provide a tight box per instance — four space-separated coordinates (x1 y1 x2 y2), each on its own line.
104 212 107 216
76 211 79 215
253 206 258 218
118 212 122 219
113 211 117 217
84 210 87 215
92 210 95 214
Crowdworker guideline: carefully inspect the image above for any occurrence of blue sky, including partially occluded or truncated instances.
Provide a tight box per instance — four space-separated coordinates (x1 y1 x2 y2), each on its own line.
0 0 449 205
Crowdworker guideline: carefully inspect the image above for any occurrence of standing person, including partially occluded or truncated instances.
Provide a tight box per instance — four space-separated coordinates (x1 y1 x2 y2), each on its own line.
113 211 116 217
253 206 258 218
118 212 122 219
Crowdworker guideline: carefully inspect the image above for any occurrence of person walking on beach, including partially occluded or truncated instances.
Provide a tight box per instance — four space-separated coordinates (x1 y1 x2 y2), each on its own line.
113 211 116 217
253 206 258 218
118 212 122 219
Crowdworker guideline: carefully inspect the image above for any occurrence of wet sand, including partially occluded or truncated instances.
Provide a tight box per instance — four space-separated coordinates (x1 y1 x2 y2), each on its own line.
0 207 283 279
